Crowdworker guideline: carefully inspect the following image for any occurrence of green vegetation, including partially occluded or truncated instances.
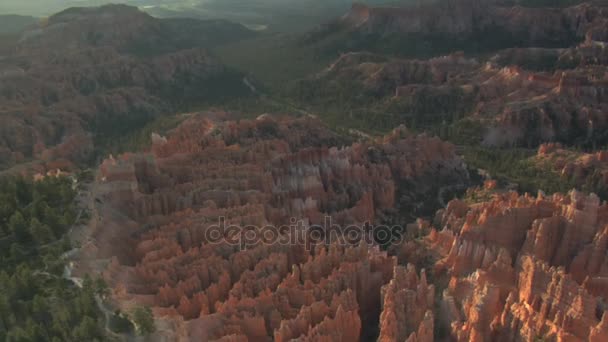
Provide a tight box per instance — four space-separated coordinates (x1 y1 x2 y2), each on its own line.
437 118 486 146
556 54 582 70
131 306 155 336
92 95 308 161
380 86 476 131
95 113 187 156
315 29 521 60
91 67 250 158
123 17 257 57
463 185 499 205
492 49 562 72
215 33 333 89
162 18 257 50
0 176 106 341
108 310 134 335
90 109 158 160
516 54 560 72
580 169 608 199
286 75 476 134
461 147 579 196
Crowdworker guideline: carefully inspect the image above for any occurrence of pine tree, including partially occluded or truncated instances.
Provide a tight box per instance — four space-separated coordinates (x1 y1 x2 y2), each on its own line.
8 212 29 243
94 277 110 298
29 218 55 245
73 316 101 341
132 306 155 336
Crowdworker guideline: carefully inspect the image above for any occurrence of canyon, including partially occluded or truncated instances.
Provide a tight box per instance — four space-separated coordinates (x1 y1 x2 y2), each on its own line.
71 112 608 341
73 112 469 340
293 33 608 147
3 1 608 341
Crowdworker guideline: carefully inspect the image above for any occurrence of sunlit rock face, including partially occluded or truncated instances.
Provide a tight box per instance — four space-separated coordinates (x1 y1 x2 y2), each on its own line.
84 112 469 340
378 264 435 342
0 4 252 172
427 190 608 341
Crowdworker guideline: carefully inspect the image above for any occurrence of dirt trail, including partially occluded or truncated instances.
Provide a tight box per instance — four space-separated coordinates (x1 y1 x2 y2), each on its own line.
64 174 136 341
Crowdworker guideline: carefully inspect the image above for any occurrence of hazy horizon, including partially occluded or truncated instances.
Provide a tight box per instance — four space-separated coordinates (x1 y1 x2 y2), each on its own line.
0 0 409 17
0 1 172 17
0 0 409 34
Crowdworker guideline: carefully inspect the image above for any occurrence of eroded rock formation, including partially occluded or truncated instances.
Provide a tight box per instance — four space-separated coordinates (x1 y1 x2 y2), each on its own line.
295 36 608 147
378 264 434 342
427 190 608 341
80 113 469 340
296 1 608 148
81 113 608 341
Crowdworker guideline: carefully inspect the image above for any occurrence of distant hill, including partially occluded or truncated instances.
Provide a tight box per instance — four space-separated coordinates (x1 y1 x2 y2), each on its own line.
21 4 255 56
0 4 256 171
302 0 607 60
288 2 608 147
501 0 608 7
161 17 256 50
141 0 413 33
0 14 37 34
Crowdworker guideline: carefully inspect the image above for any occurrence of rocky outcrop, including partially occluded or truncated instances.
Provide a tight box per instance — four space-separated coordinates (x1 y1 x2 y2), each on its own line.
378 265 434 342
425 190 608 341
